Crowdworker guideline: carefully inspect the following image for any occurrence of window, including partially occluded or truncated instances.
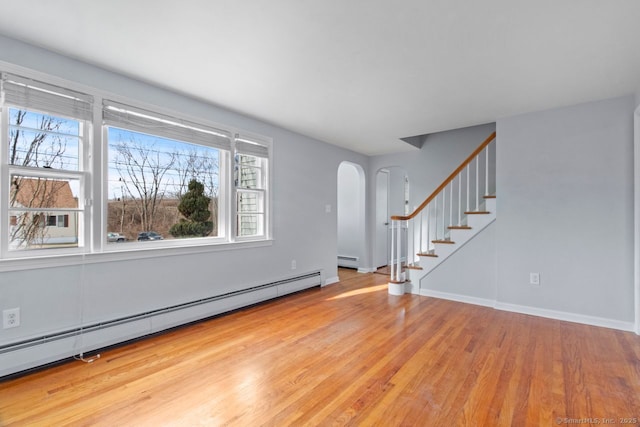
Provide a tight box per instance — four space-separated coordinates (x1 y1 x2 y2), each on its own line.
235 137 269 238
1 73 90 253
0 70 271 261
103 100 231 244
44 214 69 228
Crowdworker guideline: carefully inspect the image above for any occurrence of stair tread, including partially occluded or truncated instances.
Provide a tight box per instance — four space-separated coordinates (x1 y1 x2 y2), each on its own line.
464 211 491 215
405 265 423 270
432 239 455 244
417 253 438 257
448 225 472 230
484 195 496 199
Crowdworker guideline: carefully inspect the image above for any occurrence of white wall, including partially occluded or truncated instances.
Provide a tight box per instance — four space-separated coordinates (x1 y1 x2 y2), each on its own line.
496 95 635 323
0 35 369 376
632 96 640 334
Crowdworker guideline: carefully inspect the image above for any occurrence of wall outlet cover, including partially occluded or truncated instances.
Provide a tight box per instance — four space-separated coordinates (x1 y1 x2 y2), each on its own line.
529 273 540 286
3 308 20 329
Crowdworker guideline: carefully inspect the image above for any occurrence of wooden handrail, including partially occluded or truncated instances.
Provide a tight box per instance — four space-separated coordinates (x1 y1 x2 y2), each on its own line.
391 131 496 221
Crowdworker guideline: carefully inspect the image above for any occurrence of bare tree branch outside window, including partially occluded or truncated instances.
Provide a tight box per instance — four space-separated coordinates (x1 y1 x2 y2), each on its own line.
8 109 71 249
113 136 176 232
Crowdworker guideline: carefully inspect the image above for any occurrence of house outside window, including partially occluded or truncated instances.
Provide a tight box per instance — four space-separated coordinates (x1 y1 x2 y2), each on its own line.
1 73 89 253
235 137 269 238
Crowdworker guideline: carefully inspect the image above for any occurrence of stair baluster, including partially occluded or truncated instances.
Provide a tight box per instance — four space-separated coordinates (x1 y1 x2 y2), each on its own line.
387 131 496 295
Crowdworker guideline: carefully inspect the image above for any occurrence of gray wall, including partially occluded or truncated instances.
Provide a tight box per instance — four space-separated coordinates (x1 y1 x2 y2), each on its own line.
0 36 369 376
496 95 635 322
370 123 496 212
422 222 497 301
371 96 635 327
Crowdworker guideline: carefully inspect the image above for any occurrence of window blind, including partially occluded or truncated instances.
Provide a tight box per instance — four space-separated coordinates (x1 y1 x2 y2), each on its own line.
1 73 93 120
103 100 232 150
235 135 269 158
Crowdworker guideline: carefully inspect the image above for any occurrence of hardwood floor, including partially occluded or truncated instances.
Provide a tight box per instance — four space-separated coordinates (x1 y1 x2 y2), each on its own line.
1 272 639 426
337 266 362 281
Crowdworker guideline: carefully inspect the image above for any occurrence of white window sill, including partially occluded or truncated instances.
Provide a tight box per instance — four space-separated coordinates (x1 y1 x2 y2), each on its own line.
0 239 274 273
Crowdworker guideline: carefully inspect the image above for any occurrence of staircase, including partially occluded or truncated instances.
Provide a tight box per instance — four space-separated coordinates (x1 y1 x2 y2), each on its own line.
388 132 496 295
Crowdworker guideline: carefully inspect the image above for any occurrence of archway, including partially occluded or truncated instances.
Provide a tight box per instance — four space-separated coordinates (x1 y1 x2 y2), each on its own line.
337 162 366 271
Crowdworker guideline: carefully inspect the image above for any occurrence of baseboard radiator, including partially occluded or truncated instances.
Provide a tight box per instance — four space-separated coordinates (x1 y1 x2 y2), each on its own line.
0 271 321 378
337 255 359 268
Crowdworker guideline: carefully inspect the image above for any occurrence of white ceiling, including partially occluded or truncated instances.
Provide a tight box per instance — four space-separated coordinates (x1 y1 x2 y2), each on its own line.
0 0 639 155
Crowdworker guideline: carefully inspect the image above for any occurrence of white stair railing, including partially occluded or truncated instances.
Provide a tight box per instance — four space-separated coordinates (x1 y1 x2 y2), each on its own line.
388 132 496 287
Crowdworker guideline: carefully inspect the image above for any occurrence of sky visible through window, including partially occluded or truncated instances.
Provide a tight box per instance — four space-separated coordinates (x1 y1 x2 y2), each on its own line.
107 127 220 201
9 109 221 201
9 108 80 171
8 106 227 243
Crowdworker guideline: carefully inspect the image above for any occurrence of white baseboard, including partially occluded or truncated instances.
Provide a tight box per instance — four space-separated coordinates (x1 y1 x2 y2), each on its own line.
419 289 495 308
324 276 340 286
358 267 376 273
419 289 635 332
495 302 636 332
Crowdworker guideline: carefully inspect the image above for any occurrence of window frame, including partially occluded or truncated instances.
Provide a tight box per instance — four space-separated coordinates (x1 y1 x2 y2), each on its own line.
233 135 271 241
100 123 229 251
0 67 272 269
1 90 91 258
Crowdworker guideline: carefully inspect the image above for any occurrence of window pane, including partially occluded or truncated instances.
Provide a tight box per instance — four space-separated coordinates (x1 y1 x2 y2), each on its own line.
237 192 263 213
236 154 263 189
237 191 264 237
8 210 79 251
237 214 264 237
10 176 80 210
235 152 266 238
107 127 220 242
8 108 80 171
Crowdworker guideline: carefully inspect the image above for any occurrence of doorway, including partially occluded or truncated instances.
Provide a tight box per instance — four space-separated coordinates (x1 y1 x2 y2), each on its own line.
375 167 409 269
375 170 389 268
337 162 365 271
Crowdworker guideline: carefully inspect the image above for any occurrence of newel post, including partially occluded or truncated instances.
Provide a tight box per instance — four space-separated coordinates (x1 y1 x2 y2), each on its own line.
388 218 406 295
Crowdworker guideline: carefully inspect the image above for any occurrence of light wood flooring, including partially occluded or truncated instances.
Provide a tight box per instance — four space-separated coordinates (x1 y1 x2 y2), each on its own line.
1 272 639 426
337 266 362 281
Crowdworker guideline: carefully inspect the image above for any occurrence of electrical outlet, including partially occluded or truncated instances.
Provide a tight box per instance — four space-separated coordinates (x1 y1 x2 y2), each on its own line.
291 259 297 270
529 273 540 286
3 308 20 329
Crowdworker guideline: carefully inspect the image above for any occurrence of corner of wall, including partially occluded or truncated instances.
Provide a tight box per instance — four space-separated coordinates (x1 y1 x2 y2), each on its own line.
634 104 640 334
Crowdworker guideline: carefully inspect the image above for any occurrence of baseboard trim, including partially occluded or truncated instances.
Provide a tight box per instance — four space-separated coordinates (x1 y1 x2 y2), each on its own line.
419 289 495 308
324 276 340 286
357 267 376 273
495 302 636 332
419 289 635 332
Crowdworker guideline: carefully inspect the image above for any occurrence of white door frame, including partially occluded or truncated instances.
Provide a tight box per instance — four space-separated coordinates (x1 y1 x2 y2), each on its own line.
375 169 390 268
634 104 640 335
337 161 366 270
